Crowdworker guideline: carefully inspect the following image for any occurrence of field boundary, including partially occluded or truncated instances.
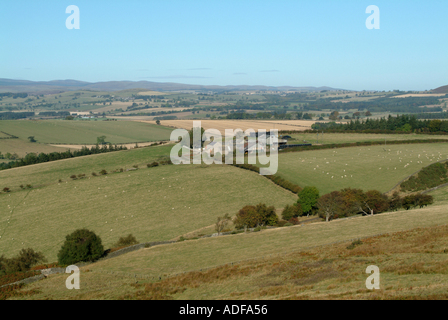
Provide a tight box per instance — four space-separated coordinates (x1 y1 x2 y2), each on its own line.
0 131 18 139
385 159 448 195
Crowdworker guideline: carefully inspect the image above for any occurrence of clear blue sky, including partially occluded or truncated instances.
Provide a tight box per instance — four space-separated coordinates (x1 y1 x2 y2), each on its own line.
1 0 447 91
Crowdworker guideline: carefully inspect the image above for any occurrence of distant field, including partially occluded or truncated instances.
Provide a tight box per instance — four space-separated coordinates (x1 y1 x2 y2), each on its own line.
286 132 448 145
15 202 448 300
138 91 167 96
270 143 448 194
0 161 297 262
0 139 73 158
392 94 446 98
0 120 173 144
151 120 316 134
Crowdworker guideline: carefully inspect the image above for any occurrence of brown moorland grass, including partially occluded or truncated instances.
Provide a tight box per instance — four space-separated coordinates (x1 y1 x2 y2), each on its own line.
14 221 448 300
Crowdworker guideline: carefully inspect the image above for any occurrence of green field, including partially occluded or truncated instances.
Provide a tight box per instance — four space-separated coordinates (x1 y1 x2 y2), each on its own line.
286 132 448 145
0 120 173 144
0 155 297 262
0 145 175 188
272 143 448 194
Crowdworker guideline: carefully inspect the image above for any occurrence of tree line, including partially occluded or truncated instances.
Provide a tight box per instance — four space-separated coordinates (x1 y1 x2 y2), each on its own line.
0 144 127 171
312 114 448 133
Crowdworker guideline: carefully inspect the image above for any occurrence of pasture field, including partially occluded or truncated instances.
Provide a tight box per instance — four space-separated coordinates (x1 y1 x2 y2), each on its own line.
270 143 448 194
286 132 448 145
0 120 173 144
0 139 73 158
0 160 297 262
13 204 448 300
429 185 448 206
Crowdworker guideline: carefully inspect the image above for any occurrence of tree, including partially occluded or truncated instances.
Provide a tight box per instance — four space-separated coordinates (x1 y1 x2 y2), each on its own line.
317 191 344 222
97 136 107 145
281 203 303 221
215 213 231 235
365 110 372 117
298 186 320 216
57 229 104 265
329 111 340 121
65 115 74 120
27 136 36 143
156 120 161 125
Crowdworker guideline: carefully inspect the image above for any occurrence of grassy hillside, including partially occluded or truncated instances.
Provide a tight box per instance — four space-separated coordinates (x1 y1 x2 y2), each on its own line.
0 161 297 262
273 143 448 194
0 145 174 188
12 202 448 300
0 120 173 144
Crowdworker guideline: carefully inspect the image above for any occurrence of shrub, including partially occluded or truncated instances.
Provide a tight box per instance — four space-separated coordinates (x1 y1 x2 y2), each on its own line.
57 229 104 265
26 184 32 189
114 234 139 248
92 172 97 176
19 185 24 189
0 249 46 274
70 175 77 180
99 169 107 175
288 217 300 225
284 222 293 227
147 162 159 168
347 239 363 250
275 220 288 227
133 165 139 169
2 188 10 193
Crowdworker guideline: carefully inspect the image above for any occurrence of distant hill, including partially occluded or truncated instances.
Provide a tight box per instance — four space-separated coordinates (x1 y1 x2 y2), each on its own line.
432 85 448 94
0 78 344 94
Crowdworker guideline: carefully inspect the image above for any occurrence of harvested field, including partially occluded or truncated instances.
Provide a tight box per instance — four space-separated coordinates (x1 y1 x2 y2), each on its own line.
145 120 317 135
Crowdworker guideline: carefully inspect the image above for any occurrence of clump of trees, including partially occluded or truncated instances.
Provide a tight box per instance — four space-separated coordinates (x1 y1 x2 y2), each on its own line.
233 203 278 229
57 229 104 265
315 187 434 222
0 249 46 274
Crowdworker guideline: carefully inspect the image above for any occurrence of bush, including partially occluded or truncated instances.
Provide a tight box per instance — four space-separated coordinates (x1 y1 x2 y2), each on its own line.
2 187 10 193
99 169 107 175
70 175 77 180
288 217 300 225
275 220 288 227
114 234 138 248
0 249 46 274
26 184 32 189
57 229 104 265
147 162 159 168
92 172 97 176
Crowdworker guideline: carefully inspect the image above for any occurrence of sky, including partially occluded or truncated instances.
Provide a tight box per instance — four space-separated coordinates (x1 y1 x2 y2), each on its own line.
0 0 447 91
